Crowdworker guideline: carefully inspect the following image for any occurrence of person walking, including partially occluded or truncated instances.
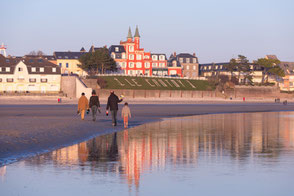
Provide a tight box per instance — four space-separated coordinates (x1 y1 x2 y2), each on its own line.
78 92 89 120
89 90 100 121
121 102 132 128
106 91 123 126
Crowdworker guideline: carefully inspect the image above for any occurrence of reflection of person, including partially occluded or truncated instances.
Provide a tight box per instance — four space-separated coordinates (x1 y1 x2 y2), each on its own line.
89 90 100 121
78 92 89 120
106 91 123 126
121 102 132 128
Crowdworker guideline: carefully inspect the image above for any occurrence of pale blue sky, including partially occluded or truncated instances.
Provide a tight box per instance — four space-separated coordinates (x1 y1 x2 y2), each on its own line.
1 0 293 63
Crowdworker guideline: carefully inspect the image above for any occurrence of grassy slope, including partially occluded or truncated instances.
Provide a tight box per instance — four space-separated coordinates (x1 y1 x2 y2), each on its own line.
99 76 214 91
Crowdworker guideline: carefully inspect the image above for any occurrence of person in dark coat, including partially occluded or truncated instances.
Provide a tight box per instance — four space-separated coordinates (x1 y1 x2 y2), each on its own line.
106 91 123 126
89 90 100 121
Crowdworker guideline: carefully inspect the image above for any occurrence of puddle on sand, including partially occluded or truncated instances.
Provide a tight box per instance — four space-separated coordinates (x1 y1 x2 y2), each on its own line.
1 112 294 196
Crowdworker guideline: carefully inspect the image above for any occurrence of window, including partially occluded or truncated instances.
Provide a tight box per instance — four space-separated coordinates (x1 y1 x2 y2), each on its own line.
122 53 126 59
65 56 68 59
52 67 56 72
220 65 223 69
187 65 190 70
5 59 9 63
137 54 142 60
29 59 34 63
193 66 196 70
38 59 43 63
29 78 36 83
111 53 115 59
144 55 149 59
121 62 126 68
193 58 197 63
128 70 134 75
129 62 134 68
129 46 134 52
159 55 165 60
129 54 134 60
7 78 13 82
204 67 207 70
41 78 47 83
18 67 23 71
136 62 142 68
58 56 62 58
59 63 62 67
145 62 150 68
152 55 158 60
40 67 45 72
6 67 10 72
0 78 2 82
32 67 36 72
179 58 183 63
208 66 211 70
115 47 119 52
66 63 69 68
152 63 157 67
186 58 190 63
173 61 177 67
74 56 78 59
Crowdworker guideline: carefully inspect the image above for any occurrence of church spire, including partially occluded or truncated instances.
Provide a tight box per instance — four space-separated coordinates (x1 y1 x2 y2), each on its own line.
127 27 133 39
134 25 140 38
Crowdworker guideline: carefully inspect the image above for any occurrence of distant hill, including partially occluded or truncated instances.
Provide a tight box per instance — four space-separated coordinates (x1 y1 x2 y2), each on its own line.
94 76 214 91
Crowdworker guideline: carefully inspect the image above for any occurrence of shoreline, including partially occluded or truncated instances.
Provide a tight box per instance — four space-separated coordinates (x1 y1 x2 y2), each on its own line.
1 102 294 167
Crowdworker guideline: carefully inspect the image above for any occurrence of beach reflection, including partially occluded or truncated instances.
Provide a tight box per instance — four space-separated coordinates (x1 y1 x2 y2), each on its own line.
19 112 294 190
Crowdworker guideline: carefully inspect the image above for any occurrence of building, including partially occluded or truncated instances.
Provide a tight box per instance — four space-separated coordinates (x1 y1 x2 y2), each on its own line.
54 48 87 76
0 54 61 93
109 26 171 76
277 61 294 91
167 53 198 78
199 62 264 83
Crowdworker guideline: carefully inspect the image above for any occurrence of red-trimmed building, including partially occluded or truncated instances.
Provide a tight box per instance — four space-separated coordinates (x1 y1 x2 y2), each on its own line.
109 26 180 76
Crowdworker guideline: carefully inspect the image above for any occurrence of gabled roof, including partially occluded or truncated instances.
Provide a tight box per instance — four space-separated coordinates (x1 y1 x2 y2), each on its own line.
54 52 85 59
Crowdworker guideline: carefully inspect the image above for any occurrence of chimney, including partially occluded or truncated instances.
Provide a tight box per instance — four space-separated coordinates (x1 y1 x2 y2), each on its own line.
193 53 196 57
173 52 176 57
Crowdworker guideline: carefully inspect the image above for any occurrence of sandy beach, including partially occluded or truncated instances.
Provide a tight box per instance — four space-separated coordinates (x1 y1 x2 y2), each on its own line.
1 97 294 166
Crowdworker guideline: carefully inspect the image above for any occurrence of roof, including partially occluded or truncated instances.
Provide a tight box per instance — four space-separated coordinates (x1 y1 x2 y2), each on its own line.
109 45 126 53
265 55 279 60
54 51 85 59
89 45 104 53
127 27 133 39
134 26 140 38
151 53 167 60
177 53 196 58
279 61 294 75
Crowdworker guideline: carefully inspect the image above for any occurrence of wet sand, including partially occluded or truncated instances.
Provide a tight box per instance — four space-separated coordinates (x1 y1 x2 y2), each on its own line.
1 102 294 166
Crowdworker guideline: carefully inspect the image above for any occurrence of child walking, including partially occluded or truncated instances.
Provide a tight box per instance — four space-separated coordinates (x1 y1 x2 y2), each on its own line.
121 102 132 128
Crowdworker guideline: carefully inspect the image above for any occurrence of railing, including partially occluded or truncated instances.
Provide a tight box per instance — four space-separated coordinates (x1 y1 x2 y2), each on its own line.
85 73 207 81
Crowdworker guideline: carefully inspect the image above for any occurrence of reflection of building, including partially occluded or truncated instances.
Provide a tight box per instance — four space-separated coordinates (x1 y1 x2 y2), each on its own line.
23 112 294 190
0 166 6 182
0 54 61 93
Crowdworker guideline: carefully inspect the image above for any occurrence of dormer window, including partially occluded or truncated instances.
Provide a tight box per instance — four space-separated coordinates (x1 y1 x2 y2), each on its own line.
38 59 43 63
179 58 183 63
186 58 190 63
32 67 36 72
58 56 62 58
193 58 197 63
40 67 44 72
52 67 56 72
159 55 165 60
6 67 10 72
173 61 177 67
115 47 119 52
65 56 68 59
5 59 9 63
74 56 78 59
152 55 158 61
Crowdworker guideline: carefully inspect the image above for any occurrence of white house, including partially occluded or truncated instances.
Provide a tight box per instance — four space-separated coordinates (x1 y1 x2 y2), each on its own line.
0 55 61 93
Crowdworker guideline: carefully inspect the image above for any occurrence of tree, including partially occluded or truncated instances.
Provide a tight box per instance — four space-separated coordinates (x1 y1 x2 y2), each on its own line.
256 58 284 83
225 58 238 79
79 48 117 75
28 50 45 56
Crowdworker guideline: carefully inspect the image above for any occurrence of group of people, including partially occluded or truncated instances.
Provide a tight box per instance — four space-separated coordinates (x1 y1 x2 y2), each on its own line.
77 90 132 128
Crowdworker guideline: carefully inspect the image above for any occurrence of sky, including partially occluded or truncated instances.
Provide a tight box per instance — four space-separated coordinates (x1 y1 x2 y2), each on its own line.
1 0 293 63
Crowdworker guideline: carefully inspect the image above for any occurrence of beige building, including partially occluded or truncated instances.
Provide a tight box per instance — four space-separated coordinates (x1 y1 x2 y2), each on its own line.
54 49 87 76
0 55 61 93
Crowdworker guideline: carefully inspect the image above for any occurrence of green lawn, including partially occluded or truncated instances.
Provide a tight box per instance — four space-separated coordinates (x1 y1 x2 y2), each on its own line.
97 76 214 91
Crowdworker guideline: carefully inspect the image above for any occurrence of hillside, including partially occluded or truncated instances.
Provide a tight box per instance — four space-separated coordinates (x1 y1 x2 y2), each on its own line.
95 76 214 91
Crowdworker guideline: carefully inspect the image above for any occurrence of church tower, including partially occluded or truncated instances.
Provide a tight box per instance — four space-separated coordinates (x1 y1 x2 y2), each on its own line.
127 27 133 42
